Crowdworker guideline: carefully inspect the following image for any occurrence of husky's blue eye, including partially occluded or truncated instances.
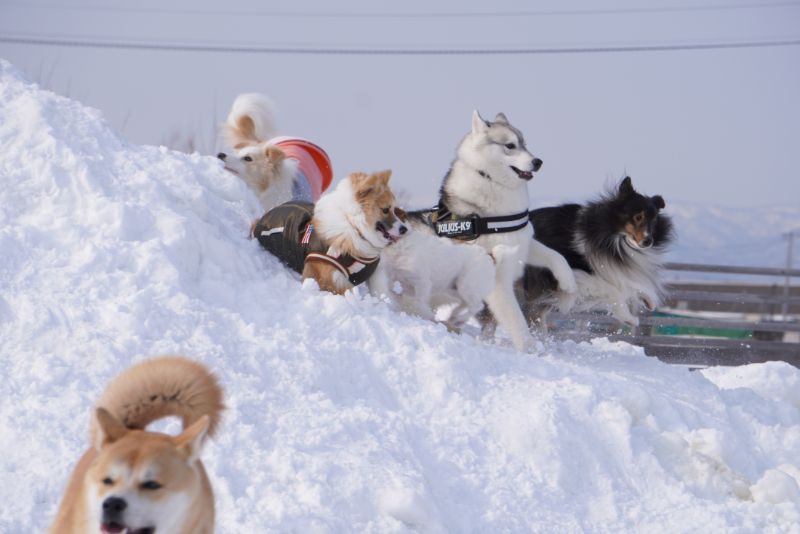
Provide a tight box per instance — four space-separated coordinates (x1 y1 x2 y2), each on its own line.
505 143 516 150
140 480 162 490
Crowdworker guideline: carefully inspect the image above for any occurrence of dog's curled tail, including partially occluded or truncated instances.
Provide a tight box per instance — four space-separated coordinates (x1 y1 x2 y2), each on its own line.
90 356 224 444
225 92 277 148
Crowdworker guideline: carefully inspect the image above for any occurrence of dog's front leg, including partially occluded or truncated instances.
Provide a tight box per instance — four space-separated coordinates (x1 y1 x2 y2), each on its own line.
485 277 534 352
527 239 578 296
408 277 436 321
368 264 393 301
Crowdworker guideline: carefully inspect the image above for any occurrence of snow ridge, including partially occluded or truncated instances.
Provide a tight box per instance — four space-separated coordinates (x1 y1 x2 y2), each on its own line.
1 60 799 533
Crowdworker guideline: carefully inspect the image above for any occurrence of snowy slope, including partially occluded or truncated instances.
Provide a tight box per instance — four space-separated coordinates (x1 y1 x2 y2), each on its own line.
1 60 799 533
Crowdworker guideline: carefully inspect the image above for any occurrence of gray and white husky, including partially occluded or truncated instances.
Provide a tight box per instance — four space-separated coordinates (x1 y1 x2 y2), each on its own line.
413 111 577 351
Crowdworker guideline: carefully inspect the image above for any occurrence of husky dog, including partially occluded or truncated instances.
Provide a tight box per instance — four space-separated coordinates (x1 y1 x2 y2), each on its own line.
523 176 674 326
218 93 332 212
411 111 577 351
50 356 224 534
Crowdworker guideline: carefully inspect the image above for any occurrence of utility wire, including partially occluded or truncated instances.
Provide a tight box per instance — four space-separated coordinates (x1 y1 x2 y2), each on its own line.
2 1 799 18
1 34 799 55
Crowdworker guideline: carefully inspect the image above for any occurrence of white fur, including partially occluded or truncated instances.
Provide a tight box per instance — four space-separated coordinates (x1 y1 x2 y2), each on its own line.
85 466 195 534
313 177 405 258
224 92 277 144
557 230 666 325
370 229 506 328
221 93 298 212
434 111 576 351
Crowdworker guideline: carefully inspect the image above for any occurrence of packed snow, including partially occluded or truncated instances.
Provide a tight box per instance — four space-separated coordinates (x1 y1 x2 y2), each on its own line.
1 60 799 533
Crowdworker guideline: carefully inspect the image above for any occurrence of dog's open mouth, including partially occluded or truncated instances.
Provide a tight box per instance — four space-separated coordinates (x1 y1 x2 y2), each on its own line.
510 166 533 180
101 523 155 534
375 221 400 244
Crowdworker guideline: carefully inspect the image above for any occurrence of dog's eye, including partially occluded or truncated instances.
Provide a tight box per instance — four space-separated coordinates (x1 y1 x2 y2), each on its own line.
382 207 390 214
242 156 253 162
140 480 162 490
505 143 516 150
633 213 645 224
102 477 113 486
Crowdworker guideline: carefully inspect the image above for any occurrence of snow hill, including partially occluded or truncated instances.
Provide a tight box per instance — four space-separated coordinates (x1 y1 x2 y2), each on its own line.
1 59 799 533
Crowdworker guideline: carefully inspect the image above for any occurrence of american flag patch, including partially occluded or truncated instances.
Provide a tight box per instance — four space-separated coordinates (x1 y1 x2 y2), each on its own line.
301 224 313 244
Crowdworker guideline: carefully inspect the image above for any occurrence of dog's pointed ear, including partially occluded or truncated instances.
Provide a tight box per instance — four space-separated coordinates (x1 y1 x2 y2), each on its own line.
94 408 129 450
372 169 392 185
619 176 635 197
652 195 666 210
174 415 210 462
472 110 489 134
265 145 286 165
494 112 509 124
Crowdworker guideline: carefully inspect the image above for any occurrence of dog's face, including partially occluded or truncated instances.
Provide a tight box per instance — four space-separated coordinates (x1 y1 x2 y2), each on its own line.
461 110 543 187
615 176 667 250
217 144 286 194
85 409 210 534
349 170 407 247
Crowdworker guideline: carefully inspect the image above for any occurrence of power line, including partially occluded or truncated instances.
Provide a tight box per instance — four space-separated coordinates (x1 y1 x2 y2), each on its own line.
2 1 799 18
1 34 799 55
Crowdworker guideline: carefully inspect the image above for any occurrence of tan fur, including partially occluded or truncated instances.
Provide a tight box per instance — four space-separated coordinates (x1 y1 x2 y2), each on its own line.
50 356 224 534
229 115 257 148
625 211 648 244
302 260 348 295
304 170 399 293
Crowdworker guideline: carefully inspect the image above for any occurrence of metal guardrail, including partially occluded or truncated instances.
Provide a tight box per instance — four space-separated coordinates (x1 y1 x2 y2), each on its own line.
549 262 800 367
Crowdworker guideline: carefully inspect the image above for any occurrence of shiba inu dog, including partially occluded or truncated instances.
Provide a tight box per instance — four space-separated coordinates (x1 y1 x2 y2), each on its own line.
50 356 224 534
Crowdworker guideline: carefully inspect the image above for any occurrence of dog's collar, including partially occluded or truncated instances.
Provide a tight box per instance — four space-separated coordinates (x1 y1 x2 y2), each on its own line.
432 200 530 240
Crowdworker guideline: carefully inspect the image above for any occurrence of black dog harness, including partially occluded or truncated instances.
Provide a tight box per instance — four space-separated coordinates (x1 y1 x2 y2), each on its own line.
423 200 530 240
252 201 379 286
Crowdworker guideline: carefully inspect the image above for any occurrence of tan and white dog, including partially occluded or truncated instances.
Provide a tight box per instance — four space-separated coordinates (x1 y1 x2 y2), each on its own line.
218 93 332 211
252 170 407 295
50 356 224 534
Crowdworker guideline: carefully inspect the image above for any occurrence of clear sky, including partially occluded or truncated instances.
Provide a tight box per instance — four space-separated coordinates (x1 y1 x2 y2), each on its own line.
1 0 799 208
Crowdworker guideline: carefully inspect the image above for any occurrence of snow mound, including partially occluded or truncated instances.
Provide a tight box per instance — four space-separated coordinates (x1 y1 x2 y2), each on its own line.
1 60 799 533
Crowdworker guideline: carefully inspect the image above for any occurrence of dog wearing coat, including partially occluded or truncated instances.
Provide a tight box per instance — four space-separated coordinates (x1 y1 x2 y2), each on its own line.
218 93 332 211
252 170 408 295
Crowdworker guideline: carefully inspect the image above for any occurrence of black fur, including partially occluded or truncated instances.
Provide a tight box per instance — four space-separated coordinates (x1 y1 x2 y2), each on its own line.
522 177 675 322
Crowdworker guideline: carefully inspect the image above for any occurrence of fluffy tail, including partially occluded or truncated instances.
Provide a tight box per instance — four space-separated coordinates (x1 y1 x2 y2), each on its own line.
90 356 224 444
224 92 277 149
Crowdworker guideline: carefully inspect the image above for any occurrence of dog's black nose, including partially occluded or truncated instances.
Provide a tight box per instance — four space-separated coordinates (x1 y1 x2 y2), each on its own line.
399 225 408 235
216 152 227 161
102 496 127 519
641 236 654 248
532 158 543 172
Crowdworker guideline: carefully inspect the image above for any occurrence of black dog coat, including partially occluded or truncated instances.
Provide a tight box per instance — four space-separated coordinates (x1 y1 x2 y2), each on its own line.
252 201 379 286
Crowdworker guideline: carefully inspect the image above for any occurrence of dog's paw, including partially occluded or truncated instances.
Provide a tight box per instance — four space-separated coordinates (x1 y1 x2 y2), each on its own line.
638 292 656 312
